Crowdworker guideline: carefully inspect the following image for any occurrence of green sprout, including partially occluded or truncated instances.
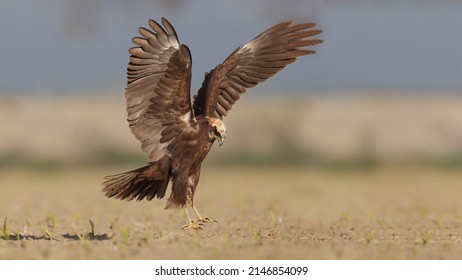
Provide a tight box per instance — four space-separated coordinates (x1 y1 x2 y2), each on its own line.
71 227 85 241
89 219 95 238
365 229 377 244
46 212 57 228
38 222 54 240
1 217 11 240
119 228 130 242
417 229 434 245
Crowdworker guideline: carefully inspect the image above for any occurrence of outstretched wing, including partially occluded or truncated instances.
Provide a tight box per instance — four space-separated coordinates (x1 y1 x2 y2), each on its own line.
193 21 322 119
125 18 194 162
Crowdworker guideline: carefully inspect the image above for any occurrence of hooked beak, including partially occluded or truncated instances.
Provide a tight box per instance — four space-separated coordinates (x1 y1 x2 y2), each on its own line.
217 137 224 146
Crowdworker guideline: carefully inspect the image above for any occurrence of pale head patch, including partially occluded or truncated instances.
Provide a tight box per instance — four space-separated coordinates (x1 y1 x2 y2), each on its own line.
207 117 227 144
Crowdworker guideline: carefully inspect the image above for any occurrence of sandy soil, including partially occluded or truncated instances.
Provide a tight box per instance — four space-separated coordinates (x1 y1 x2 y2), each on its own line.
1 92 461 259
1 166 461 259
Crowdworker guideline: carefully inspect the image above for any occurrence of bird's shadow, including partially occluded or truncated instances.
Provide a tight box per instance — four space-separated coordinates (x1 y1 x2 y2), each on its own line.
1 234 48 241
1 233 112 241
61 232 112 241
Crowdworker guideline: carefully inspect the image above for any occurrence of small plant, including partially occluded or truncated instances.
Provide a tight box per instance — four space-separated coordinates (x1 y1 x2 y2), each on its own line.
140 230 151 245
270 211 276 226
46 212 57 228
70 220 100 241
38 222 54 240
1 217 11 240
270 211 282 228
365 229 377 244
71 227 85 241
119 228 130 242
252 226 262 241
89 219 95 238
378 219 387 229
417 229 434 245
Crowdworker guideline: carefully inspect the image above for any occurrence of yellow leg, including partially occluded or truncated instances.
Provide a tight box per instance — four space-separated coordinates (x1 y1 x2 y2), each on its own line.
181 206 203 230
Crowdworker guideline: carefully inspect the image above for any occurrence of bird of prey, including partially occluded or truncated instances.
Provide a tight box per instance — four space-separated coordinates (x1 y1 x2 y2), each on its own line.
103 18 322 230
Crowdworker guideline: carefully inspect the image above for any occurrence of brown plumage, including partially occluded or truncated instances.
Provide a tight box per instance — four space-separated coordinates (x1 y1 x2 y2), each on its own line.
102 18 322 229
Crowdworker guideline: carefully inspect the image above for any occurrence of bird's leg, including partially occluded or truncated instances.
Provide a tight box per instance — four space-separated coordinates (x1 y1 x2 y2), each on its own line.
181 206 204 230
191 204 218 224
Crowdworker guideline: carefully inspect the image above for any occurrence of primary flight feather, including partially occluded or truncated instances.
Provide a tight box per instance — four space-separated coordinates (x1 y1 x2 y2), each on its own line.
103 18 322 230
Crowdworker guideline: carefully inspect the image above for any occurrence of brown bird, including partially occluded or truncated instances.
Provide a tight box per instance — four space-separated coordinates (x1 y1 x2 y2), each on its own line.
103 18 322 230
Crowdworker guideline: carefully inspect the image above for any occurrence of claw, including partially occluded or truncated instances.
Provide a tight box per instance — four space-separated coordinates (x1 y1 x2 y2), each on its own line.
182 221 203 231
183 205 218 230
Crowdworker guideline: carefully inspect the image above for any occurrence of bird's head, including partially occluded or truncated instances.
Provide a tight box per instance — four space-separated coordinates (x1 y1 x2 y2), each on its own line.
207 117 227 146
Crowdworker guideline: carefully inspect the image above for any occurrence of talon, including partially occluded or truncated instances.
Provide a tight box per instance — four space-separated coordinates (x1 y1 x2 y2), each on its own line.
181 221 204 231
182 206 204 230
187 205 218 228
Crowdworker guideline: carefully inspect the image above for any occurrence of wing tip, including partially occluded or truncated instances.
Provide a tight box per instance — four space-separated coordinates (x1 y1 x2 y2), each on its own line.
161 17 171 27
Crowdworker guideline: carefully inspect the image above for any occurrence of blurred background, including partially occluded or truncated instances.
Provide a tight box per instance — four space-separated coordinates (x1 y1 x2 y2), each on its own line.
2 1 462 260
1 0 462 170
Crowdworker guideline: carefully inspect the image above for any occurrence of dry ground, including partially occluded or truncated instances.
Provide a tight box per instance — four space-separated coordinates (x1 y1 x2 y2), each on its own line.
1 166 462 259
1 92 461 259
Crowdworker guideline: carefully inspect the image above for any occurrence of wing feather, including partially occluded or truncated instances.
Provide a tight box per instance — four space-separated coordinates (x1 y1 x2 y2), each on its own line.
125 18 194 162
193 21 322 119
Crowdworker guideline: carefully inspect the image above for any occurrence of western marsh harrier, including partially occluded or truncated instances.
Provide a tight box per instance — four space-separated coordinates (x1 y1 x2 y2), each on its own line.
103 18 322 229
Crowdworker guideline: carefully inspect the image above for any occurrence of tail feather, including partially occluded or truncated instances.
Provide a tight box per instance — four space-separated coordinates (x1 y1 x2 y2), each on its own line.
102 164 170 201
